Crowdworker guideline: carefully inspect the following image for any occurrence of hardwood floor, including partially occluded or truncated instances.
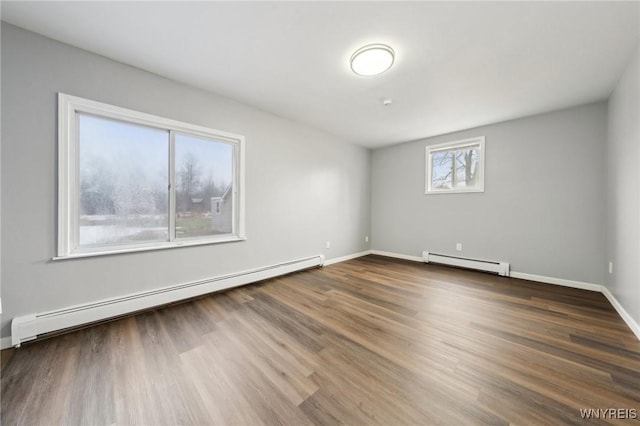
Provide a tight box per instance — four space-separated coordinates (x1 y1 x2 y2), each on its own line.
2 255 639 425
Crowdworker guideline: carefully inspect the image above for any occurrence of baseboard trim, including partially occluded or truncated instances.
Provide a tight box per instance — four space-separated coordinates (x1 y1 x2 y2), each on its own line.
369 249 639 341
509 271 602 292
1 337 12 351
7 254 324 348
4 249 638 347
370 250 423 263
600 286 640 341
324 250 372 266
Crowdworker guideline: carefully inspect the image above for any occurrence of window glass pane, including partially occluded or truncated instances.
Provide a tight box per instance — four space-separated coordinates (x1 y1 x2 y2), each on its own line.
454 146 479 188
175 133 234 238
431 151 453 189
78 114 169 247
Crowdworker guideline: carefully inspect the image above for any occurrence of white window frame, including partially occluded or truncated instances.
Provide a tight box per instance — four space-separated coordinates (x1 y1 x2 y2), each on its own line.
56 93 246 259
425 136 485 194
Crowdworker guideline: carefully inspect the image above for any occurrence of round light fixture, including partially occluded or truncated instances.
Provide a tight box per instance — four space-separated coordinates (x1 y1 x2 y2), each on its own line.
350 44 395 76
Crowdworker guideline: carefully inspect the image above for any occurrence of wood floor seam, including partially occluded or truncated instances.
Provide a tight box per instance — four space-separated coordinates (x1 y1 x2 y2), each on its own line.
1 255 639 425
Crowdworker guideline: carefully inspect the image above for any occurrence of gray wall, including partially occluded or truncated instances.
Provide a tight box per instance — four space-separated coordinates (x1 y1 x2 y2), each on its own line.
0 23 371 338
606 45 640 324
372 102 607 284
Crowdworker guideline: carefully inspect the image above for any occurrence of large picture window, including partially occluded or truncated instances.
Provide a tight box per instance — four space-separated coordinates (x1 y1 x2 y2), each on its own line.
57 93 245 258
425 136 485 194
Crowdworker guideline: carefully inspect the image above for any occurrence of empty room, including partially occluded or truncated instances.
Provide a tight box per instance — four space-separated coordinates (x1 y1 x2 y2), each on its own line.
1 1 639 424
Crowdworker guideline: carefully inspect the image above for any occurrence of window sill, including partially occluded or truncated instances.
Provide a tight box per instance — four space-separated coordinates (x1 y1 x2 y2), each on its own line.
52 235 247 261
425 189 485 195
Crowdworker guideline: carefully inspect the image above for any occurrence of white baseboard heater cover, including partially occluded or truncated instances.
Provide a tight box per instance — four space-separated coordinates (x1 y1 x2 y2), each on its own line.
422 251 509 277
11 254 325 347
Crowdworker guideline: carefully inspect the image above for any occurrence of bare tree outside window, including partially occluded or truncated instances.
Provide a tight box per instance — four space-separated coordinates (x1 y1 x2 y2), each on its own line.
426 137 485 194
58 93 245 258
175 133 233 238
177 152 201 212
431 147 478 189
77 116 234 245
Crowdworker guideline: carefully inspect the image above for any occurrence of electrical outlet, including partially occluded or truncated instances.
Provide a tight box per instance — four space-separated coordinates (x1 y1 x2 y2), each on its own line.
456 242 462 251
608 261 613 274
326 241 331 249
365 235 369 243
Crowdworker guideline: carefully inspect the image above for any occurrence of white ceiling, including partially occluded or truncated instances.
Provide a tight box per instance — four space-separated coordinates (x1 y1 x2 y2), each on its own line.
2 1 639 148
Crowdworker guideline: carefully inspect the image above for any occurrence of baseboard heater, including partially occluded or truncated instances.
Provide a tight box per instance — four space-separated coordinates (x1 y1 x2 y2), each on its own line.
10 254 325 347
422 251 509 277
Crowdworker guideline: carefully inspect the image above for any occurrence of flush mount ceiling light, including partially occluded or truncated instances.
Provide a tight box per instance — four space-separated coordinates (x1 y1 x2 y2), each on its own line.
350 44 395 76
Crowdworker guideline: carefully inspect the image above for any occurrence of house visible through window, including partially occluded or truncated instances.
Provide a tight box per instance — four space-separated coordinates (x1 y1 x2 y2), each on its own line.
425 136 485 194
58 93 245 258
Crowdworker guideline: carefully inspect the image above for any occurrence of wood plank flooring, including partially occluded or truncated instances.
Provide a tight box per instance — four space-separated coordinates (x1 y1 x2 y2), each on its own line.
2 255 639 425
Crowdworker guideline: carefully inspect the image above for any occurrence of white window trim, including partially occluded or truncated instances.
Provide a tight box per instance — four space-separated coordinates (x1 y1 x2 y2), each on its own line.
425 136 485 195
56 93 246 260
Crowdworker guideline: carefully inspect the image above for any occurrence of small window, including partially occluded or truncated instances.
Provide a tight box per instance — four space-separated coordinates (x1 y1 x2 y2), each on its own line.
58 93 245 258
425 136 485 194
